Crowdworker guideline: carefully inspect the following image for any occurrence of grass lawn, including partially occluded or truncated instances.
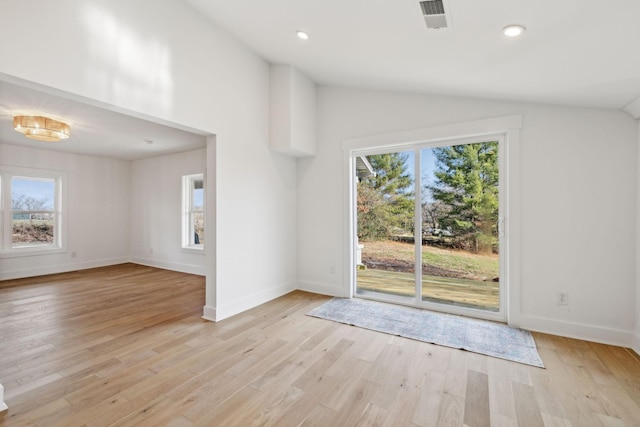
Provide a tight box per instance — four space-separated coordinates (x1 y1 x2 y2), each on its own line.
360 239 499 281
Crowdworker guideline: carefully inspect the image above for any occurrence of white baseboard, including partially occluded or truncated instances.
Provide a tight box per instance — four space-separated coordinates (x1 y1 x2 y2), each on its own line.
202 305 217 322
0 257 129 281
129 257 205 276
0 382 7 412
519 314 634 349
633 331 640 356
208 281 297 321
297 280 348 298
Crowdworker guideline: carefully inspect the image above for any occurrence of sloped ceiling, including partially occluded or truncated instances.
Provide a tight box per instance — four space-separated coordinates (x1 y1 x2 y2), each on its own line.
184 0 640 110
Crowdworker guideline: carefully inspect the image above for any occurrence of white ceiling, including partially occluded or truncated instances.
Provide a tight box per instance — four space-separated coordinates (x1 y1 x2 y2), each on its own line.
2 1 638 161
0 80 207 161
184 0 640 110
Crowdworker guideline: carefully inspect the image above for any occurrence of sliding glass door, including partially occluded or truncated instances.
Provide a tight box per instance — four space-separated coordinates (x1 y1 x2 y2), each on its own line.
355 137 505 321
355 150 416 300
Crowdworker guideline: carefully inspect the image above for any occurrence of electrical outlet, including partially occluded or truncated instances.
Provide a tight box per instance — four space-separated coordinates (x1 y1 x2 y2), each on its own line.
557 292 568 306
330 265 336 274
149 248 154 254
71 251 77 259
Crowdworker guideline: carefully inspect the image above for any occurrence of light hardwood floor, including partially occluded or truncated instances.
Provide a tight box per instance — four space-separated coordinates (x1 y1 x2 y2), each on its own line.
1 264 639 426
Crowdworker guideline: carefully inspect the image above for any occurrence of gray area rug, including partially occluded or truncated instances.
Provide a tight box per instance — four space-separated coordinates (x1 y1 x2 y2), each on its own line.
307 298 544 368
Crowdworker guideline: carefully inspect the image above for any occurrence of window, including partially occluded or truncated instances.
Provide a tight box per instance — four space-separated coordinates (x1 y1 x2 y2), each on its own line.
182 174 204 251
0 167 65 256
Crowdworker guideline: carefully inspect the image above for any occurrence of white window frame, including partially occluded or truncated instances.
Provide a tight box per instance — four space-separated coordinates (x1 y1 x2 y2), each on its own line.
0 166 66 258
350 136 506 322
181 173 205 253
342 115 522 327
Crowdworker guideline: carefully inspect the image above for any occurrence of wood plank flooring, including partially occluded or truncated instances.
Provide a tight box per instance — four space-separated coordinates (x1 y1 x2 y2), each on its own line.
1 263 639 426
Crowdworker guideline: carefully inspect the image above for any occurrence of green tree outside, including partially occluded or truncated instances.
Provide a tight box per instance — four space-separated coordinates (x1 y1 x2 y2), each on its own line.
357 153 414 240
429 141 499 253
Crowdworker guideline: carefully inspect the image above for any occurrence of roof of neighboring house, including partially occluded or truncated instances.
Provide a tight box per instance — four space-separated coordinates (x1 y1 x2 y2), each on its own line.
356 156 375 180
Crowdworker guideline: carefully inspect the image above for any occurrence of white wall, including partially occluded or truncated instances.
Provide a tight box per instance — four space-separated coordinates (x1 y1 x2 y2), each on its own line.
298 86 638 347
636 119 640 355
0 144 130 280
130 149 206 275
0 0 297 320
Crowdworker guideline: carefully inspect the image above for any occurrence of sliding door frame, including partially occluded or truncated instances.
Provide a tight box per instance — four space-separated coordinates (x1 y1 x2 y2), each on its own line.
343 115 522 326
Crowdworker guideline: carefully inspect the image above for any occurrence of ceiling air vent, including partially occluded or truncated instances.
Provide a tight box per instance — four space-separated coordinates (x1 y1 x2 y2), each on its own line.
419 0 448 29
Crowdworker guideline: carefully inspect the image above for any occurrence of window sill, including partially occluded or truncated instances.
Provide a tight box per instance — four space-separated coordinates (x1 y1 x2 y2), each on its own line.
0 246 65 259
181 246 205 255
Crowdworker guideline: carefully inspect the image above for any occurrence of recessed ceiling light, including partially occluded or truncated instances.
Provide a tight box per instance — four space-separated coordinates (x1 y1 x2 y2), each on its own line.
503 24 526 37
144 139 154 145
296 31 309 40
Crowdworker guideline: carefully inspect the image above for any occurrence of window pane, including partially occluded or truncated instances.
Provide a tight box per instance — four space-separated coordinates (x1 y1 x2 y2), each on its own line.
420 142 500 311
192 178 204 246
193 179 204 210
12 178 55 210
192 212 204 245
356 151 416 299
183 174 204 249
13 212 55 246
11 177 56 247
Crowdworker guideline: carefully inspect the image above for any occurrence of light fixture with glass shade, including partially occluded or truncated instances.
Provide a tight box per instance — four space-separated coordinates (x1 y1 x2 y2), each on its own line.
13 116 71 142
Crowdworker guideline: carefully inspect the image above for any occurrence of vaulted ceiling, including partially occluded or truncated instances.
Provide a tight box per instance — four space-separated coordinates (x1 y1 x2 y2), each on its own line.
184 0 640 110
2 1 639 161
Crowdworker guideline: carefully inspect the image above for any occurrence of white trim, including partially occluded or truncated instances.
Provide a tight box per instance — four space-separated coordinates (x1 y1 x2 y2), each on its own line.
343 115 522 325
297 280 348 297
633 331 640 356
345 155 356 298
342 115 522 151
414 148 422 302
211 281 297 321
520 314 635 349
180 247 205 255
181 173 205 251
0 257 129 281
0 166 67 257
0 246 67 259
202 305 217 322
0 382 7 413
0 257 207 281
357 291 505 322
204 135 217 321
505 127 522 327
129 257 206 276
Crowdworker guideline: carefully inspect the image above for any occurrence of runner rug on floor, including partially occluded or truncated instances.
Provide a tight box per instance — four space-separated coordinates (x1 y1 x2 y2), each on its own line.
307 298 544 368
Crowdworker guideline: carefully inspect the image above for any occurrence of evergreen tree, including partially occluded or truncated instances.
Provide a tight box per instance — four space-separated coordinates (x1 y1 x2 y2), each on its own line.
358 153 414 240
430 142 499 253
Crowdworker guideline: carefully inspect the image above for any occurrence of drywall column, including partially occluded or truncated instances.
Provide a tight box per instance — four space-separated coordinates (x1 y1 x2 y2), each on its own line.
269 64 316 157
203 135 218 321
626 95 640 355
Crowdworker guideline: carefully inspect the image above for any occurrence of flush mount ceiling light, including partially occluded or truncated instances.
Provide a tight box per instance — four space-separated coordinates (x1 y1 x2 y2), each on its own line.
503 24 526 37
296 30 309 40
13 116 70 142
